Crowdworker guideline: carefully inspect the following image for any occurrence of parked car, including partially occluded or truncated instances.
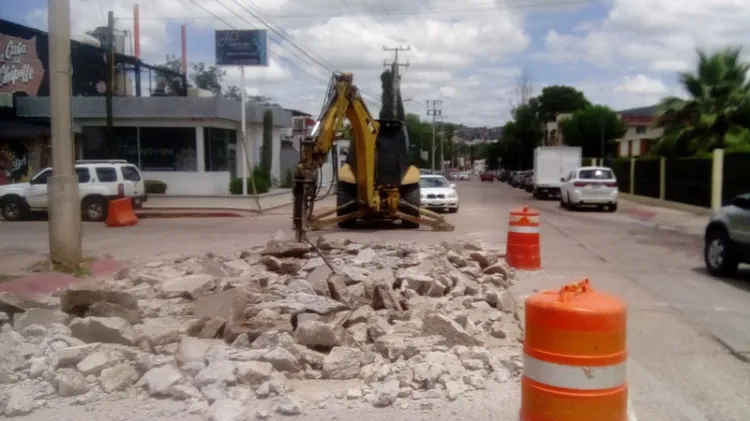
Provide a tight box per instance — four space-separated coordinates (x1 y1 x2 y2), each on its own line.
510 171 525 187
0 159 147 222
498 169 510 182
559 166 618 212
524 172 534 192
458 172 471 181
480 172 495 182
419 174 459 213
703 192 750 277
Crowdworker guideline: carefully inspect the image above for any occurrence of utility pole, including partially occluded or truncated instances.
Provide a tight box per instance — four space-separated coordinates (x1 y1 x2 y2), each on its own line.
105 10 115 154
599 114 605 164
48 0 82 268
383 45 410 119
438 118 445 174
426 99 442 172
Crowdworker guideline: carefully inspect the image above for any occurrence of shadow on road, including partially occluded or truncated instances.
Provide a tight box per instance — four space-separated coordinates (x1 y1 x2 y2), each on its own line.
691 266 750 293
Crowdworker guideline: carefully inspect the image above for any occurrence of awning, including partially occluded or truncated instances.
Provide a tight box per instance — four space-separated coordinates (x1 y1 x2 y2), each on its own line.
0 120 50 139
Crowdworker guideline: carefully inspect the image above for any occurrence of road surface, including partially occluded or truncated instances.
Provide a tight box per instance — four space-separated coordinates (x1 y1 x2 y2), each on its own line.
1 180 749 421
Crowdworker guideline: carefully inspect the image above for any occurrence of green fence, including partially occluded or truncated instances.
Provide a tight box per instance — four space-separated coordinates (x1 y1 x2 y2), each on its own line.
582 157 597 166
723 152 750 203
664 158 712 207
610 159 630 193
633 158 660 198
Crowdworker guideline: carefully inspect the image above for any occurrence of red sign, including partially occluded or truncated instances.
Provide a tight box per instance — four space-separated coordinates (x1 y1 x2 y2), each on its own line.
0 35 44 95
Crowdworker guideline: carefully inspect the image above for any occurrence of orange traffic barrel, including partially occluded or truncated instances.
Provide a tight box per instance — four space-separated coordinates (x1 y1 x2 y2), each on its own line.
105 197 139 227
506 205 540 270
521 278 628 421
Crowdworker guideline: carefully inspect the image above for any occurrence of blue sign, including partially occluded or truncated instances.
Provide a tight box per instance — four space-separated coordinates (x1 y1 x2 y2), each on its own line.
215 30 268 66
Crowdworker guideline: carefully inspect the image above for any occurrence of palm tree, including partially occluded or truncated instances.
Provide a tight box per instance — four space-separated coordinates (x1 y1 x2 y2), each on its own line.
655 47 750 154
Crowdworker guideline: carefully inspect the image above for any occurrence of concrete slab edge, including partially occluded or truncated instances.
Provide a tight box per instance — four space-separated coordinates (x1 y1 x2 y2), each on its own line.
619 193 711 216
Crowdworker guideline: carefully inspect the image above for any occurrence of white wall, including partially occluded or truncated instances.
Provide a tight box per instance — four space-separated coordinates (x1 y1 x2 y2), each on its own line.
77 118 266 195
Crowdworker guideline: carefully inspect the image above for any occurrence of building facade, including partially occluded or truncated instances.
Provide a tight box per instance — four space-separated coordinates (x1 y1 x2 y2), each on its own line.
615 105 663 157
1 19 293 195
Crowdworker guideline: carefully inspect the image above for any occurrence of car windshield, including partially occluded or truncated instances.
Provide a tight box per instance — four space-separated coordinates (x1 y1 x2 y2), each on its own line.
579 169 614 180
420 177 450 188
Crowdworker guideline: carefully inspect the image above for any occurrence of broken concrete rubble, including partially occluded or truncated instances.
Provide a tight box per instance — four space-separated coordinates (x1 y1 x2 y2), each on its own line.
0 237 523 418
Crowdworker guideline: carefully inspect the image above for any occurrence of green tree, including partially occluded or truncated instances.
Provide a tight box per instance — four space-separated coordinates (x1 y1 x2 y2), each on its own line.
157 54 186 95
224 85 241 101
559 105 626 157
190 62 226 95
404 113 431 167
656 47 750 155
379 69 395 120
536 85 590 122
261 109 273 175
379 67 406 121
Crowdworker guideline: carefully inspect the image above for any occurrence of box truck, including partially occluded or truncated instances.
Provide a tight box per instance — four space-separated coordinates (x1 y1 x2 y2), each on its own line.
532 146 582 199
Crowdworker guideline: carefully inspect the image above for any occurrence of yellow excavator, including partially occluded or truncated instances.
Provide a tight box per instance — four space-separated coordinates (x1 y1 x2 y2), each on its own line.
292 72 455 242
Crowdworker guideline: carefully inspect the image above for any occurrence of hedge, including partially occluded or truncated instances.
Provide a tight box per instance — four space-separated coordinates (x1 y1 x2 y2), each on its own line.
144 180 167 194
229 167 271 195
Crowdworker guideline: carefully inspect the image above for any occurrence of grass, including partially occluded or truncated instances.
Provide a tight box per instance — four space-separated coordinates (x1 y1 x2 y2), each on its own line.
0 274 15 283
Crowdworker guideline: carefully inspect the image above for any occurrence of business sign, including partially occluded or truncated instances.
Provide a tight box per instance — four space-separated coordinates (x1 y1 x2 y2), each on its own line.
0 34 45 95
215 30 268 66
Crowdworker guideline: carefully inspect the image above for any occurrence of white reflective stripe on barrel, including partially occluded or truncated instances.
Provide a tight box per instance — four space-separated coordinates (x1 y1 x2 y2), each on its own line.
509 215 540 224
508 225 539 234
523 353 627 391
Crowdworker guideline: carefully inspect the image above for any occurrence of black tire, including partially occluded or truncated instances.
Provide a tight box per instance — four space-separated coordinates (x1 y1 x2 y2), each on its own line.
82 196 108 222
608 203 618 212
399 183 421 229
559 197 566 208
566 193 576 211
0 196 29 221
336 182 358 228
448 207 459 213
704 228 739 277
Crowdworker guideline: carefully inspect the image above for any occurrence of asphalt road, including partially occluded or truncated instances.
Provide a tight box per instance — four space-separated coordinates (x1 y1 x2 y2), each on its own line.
2 180 750 420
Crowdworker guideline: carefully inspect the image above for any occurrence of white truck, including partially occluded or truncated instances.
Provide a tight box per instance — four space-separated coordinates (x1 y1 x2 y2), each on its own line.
532 146 582 199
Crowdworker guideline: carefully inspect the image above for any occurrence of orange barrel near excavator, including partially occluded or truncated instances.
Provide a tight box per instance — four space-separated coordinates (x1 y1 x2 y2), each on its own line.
520 278 628 421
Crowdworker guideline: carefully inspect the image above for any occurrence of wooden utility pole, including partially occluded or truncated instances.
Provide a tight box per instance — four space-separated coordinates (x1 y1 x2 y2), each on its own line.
383 45 410 119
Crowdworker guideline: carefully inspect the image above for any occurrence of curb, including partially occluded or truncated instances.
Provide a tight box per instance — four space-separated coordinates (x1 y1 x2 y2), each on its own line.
136 201 293 218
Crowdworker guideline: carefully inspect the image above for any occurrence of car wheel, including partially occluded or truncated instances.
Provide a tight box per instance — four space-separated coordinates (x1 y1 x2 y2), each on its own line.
0 196 29 221
704 228 739 277
566 194 576 211
559 197 566 208
608 203 618 212
82 196 108 222
448 207 458 213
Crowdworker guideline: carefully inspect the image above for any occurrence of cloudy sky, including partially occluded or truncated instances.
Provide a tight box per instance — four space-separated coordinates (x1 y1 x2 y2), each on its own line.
3 0 749 126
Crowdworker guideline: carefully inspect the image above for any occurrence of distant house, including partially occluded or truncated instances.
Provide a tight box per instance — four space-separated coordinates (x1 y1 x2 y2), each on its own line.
615 105 662 157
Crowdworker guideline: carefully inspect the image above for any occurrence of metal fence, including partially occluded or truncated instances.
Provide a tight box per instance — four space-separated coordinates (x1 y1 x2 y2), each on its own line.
610 160 630 193
723 152 750 203
633 159 660 198
664 158 712 207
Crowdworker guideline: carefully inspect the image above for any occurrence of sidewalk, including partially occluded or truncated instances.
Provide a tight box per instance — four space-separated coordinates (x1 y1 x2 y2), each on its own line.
619 197 709 236
144 189 292 213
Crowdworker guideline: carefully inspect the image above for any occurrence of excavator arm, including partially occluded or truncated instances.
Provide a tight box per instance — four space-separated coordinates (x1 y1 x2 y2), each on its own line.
292 72 454 242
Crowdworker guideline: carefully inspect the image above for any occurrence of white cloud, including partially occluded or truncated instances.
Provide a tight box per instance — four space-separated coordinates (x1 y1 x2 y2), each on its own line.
22 0 748 125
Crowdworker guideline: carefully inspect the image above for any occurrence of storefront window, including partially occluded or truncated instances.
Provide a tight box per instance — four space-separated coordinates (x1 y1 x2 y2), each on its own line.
204 127 236 172
81 126 138 164
139 127 197 171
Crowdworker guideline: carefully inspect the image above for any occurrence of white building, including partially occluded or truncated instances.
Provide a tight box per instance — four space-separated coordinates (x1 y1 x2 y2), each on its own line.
15 95 292 195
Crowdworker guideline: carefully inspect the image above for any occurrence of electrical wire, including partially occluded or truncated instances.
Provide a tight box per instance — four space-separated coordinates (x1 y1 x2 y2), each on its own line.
127 0 603 21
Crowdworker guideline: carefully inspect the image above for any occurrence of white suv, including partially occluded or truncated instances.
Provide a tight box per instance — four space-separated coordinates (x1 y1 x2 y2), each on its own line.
560 166 619 212
0 160 146 222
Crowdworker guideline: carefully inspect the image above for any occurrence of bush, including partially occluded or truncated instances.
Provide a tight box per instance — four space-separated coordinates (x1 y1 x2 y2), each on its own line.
144 179 167 194
279 170 294 188
229 167 271 195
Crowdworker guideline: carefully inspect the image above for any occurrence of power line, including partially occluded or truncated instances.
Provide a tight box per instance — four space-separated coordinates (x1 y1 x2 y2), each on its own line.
124 0 602 21
182 0 382 105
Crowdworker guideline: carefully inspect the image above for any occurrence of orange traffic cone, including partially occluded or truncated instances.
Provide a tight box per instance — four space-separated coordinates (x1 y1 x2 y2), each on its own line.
520 278 629 421
105 197 138 227
505 205 540 270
